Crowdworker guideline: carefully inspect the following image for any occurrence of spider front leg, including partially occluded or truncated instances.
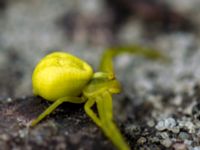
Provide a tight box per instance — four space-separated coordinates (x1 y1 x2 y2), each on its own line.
99 45 168 75
96 91 130 150
84 94 130 150
31 96 85 127
84 98 102 127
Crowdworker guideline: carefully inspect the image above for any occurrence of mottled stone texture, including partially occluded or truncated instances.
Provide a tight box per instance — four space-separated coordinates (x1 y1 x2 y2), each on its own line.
0 97 117 150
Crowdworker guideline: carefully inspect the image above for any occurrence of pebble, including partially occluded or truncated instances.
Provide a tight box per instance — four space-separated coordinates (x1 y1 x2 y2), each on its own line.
160 138 172 148
0 134 9 141
18 129 28 138
172 95 183 106
137 137 147 145
159 132 169 139
147 120 155 127
6 97 12 103
178 119 195 133
172 127 181 133
184 139 192 146
178 132 190 140
192 146 200 150
155 117 177 131
172 143 187 150
150 137 160 143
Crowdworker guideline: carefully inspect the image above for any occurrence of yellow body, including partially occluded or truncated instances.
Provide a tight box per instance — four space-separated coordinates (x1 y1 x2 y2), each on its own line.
32 52 93 101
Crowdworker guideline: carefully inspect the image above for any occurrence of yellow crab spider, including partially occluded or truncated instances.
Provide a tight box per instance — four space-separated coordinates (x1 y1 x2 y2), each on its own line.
31 45 166 150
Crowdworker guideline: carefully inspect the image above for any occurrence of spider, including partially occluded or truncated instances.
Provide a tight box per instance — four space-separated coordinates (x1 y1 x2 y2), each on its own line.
31 45 166 150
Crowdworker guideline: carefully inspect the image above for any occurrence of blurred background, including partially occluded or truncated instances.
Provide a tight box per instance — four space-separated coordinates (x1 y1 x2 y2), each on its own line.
1 1 200 149
0 0 200 101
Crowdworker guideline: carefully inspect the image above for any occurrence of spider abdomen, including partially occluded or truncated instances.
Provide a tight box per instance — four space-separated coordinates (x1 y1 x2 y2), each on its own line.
32 52 93 101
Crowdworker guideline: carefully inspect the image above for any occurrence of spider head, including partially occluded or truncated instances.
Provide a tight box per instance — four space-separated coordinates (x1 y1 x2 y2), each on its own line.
83 73 121 98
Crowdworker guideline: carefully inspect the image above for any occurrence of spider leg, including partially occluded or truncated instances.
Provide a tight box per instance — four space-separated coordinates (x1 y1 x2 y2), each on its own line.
96 91 130 150
30 96 85 127
84 98 102 127
99 45 168 75
97 92 112 121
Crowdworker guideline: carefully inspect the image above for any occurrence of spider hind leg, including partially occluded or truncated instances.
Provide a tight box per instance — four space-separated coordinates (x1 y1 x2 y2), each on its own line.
30 96 85 127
